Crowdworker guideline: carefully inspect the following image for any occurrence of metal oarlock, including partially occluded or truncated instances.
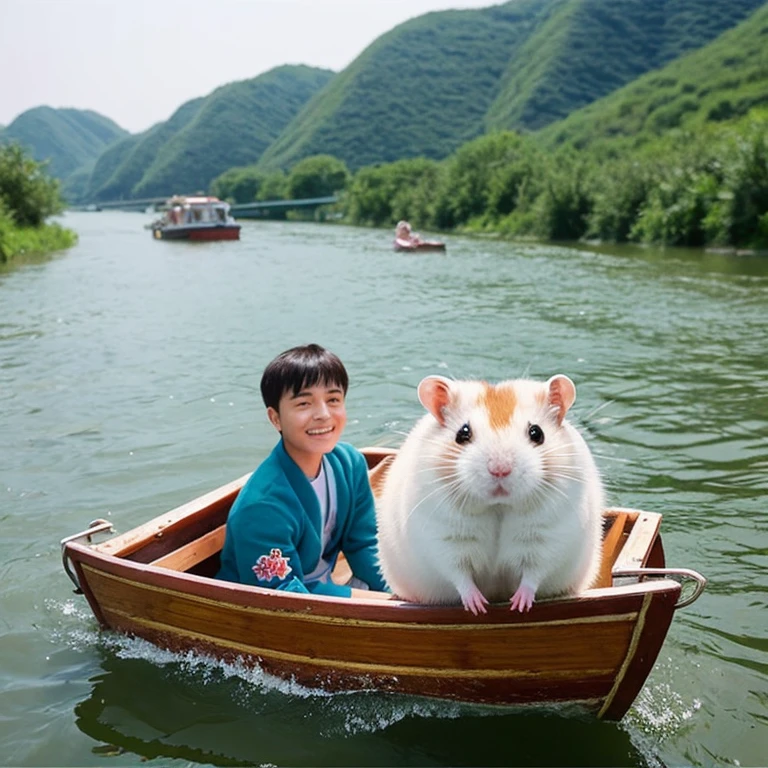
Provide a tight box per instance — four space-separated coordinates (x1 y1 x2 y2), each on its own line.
61 519 114 593
612 567 708 609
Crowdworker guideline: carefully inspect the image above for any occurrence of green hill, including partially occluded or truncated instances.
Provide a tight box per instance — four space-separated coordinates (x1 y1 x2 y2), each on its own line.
258 0 554 172
87 99 205 201
0 107 128 180
8 0 764 202
537 1 768 150
89 65 333 201
258 0 764 171
485 0 765 132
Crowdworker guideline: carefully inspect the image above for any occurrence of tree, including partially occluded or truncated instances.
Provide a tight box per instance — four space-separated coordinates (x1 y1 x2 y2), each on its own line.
0 143 64 227
286 155 350 200
256 171 288 202
345 158 441 226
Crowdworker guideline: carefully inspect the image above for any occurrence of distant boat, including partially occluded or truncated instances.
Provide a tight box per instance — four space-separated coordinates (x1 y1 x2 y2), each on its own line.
150 196 240 241
393 220 445 252
394 238 446 253
60 446 706 721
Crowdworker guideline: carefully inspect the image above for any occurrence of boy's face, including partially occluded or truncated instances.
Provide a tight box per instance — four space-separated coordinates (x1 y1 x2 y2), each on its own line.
267 382 347 467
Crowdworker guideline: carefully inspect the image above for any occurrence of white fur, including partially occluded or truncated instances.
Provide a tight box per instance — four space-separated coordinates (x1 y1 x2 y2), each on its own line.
376 376 604 611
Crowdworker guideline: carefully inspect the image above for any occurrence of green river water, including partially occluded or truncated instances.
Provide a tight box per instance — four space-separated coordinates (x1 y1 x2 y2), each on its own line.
1 211 766 767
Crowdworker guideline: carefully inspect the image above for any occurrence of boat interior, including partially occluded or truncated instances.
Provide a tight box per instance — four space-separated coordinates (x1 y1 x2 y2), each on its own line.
77 448 666 595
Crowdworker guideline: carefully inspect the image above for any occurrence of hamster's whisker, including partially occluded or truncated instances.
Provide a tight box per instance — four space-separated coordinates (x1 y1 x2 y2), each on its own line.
545 464 583 475
550 476 587 488
442 488 471 513
429 435 463 452
582 399 615 420
538 478 570 501
539 447 578 458
413 465 460 480
547 469 587 484
592 452 631 464
420 473 463 491
407 482 460 520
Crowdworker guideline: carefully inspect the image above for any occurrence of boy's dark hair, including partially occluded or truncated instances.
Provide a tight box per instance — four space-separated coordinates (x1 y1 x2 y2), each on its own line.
260 344 349 411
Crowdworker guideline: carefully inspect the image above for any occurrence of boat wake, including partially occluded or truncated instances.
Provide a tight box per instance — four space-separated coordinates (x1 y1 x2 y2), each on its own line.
49 596 697 768
621 655 703 767
50 598 575 738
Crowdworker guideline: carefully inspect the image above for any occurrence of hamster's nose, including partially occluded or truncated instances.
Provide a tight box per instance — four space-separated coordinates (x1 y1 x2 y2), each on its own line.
487 459 512 478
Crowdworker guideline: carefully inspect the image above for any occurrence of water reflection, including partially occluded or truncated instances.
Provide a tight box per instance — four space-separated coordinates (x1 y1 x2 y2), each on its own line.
75 650 657 767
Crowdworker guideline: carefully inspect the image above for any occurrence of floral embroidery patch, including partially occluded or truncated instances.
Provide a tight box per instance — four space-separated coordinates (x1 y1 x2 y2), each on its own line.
252 548 292 582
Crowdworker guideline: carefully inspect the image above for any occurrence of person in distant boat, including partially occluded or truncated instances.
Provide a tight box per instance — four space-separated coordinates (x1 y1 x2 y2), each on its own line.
394 220 423 249
217 344 389 598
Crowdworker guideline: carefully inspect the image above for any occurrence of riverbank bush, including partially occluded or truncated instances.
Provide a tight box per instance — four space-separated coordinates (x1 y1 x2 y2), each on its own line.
0 202 77 263
0 144 77 262
342 110 768 250
345 158 442 226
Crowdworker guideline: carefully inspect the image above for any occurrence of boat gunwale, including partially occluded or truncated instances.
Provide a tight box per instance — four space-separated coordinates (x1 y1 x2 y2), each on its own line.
66 538 681 626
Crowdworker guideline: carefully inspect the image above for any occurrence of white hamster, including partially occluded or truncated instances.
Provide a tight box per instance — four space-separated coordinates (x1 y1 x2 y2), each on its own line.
376 375 604 614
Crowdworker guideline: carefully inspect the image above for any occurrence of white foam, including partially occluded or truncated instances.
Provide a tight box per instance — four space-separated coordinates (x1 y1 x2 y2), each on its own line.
48 597 684 741
626 681 702 739
621 658 703 767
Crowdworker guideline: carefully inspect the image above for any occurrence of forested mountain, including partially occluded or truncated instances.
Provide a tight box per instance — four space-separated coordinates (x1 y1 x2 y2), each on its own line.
485 0 765 131
259 0 765 171
0 107 127 179
86 99 205 201
537 1 768 149
258 0 550 172
8 0 766 203
88 65 333 202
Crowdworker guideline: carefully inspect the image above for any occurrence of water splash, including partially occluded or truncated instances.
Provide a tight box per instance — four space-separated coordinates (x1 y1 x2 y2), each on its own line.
626 681 702 739
48 597 556 739
621 657 703 767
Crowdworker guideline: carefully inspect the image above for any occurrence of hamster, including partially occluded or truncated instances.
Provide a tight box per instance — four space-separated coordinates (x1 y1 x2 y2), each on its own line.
376 374 604 614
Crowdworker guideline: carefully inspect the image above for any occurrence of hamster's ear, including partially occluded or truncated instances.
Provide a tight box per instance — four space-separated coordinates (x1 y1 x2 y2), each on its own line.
417 376 453 426
546 375 576 425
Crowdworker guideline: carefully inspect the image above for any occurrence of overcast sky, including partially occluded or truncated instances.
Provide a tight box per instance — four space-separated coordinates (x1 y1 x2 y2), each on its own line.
1 0 502 134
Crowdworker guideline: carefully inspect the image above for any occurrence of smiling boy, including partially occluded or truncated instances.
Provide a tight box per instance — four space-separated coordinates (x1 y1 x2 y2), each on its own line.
216 344 388 596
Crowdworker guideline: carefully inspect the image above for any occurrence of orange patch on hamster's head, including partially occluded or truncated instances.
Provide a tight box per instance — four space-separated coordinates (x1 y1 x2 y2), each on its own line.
480 383 517 431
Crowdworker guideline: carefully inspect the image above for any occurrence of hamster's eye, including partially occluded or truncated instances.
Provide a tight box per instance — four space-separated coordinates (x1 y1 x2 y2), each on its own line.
455 423 472 445
528 424 545 445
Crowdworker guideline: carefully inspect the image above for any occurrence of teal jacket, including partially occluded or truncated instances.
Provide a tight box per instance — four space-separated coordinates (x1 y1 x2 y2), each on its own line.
216 440 387 597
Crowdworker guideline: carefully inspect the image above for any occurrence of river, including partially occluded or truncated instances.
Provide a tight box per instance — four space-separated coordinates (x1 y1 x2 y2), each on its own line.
1 211 766 767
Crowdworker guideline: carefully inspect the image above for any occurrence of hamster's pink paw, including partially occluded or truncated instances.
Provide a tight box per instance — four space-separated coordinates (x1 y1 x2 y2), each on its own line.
509 584 535 613
460 585 489 615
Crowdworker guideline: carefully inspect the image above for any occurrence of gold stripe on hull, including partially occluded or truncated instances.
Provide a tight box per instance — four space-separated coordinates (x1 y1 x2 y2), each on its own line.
102 605 619 682
83 565 640 631
596 592 652 718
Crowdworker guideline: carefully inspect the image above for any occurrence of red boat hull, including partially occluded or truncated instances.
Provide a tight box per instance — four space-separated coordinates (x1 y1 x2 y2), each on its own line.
153 225 241 241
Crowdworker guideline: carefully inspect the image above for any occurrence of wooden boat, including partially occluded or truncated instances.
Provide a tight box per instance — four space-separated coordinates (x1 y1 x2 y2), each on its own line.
150 196 240 241
61 447 706 721
394 237 446 253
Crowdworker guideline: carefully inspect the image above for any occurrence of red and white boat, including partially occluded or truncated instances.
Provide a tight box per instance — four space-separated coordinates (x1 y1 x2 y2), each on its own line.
151 196 240 241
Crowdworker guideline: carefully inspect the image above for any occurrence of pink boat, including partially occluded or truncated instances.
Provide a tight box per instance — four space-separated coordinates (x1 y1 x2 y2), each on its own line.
393 237 446 253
